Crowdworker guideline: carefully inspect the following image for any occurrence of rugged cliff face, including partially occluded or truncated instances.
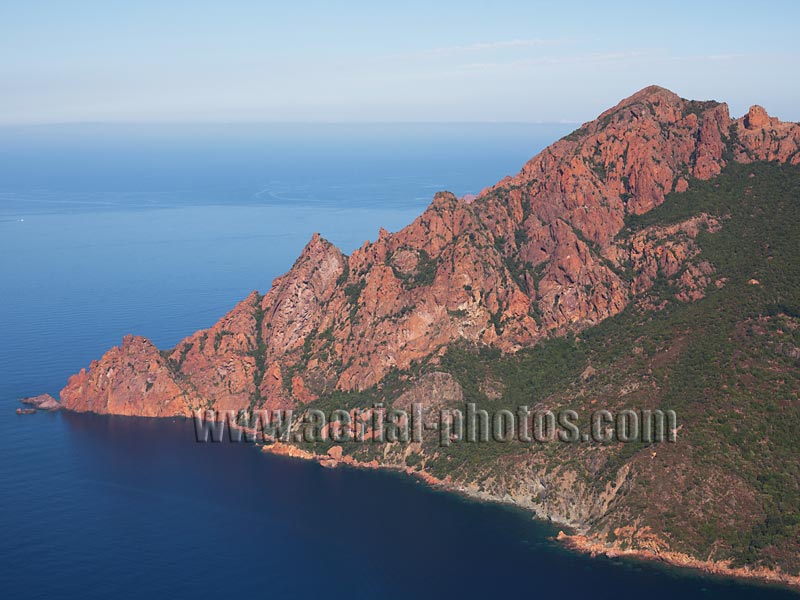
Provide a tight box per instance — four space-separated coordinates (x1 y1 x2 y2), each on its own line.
60 86 800 416
56 86 800 584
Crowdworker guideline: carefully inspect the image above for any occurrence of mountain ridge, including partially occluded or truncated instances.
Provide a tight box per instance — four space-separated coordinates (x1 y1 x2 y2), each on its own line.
60 86 800 414
51 86 800 587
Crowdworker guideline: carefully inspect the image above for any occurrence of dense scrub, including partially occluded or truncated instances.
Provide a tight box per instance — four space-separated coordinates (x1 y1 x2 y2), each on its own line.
304 162 800 573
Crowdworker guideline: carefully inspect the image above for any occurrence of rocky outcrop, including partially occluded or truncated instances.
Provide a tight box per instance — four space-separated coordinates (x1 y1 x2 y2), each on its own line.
744 105 772 130
21 393 61 411
733 104 800 164
59 86 800 415
61 335 200 416
393 372 463 411
558 530 800 590
614 213 722 301
165 291 262 413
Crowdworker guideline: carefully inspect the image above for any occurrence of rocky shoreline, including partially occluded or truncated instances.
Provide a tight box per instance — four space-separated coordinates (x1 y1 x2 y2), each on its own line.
19 399 797 591
261 441 800 592
16 394 61 414
42 87 800 587
558 532 800 592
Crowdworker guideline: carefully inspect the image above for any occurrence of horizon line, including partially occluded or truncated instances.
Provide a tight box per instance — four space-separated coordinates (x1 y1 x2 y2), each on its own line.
0 120 582 128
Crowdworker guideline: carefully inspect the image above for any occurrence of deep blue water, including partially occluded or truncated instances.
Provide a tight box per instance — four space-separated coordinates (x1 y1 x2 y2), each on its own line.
0 123 796 599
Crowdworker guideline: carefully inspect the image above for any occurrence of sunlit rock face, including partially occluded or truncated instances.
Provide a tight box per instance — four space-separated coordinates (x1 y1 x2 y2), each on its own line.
60 86 800 414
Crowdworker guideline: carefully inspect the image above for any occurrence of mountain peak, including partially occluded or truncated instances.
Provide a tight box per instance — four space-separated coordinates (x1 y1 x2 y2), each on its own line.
54 88 800 587
589 85 685 125
619 84 682 106
295 231 339 263
61 89 800 407
744 104 773 129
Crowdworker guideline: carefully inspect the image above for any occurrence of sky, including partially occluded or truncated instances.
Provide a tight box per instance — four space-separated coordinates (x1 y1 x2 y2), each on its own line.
1 0 798 125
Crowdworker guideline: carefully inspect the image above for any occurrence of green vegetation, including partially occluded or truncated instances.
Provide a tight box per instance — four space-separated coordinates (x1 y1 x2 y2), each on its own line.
344 279 366 304
681 99 721 120
172 342 193 371
439 162 800 571
562 125 588 142
413 250 438 287
389 248 439 289
335 262 350 286
213 329 233 351
248 294 267 410
301 162 800 574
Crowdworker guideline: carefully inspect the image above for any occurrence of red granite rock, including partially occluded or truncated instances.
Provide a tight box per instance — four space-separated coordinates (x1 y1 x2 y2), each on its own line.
59 86 800 414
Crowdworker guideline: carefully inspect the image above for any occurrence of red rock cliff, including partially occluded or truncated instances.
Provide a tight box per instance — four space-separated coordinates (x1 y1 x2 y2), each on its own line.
59 86 800 415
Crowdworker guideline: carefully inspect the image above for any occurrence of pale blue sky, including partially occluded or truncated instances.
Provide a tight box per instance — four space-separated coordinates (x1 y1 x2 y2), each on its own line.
1 0 798 124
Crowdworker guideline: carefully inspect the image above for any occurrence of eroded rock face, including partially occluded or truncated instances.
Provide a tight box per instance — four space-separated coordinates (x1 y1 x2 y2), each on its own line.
744 105 772 130
394 372 464 412
21 394 60 411
59 86 800 415
168 291 261 412
734 105 800 164
614 213 722 300
60 335 200 416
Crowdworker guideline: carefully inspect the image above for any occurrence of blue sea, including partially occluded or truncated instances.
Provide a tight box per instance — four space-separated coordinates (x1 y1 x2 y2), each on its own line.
0 123 796 599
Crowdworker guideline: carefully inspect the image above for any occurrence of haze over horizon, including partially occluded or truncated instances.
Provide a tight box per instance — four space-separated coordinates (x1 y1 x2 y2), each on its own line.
1 0 799 125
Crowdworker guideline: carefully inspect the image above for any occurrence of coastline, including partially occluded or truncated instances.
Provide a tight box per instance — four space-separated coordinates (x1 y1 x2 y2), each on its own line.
42 409 800 592
261 441 800 593
558 533 800 592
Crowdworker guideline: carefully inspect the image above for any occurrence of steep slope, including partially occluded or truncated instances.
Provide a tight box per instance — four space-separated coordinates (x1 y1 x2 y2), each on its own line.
288 161 800 584
56 86 800 584
61 85 800 416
